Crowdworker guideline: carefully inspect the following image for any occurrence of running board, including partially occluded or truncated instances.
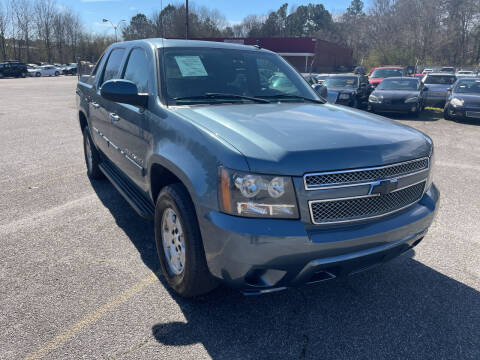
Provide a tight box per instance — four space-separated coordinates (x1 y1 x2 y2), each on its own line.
99 161 155 220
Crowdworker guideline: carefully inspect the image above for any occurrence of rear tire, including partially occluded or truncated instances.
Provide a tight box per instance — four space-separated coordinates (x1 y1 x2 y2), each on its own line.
82 126 104 179
155 184 218 297
35 72 41 77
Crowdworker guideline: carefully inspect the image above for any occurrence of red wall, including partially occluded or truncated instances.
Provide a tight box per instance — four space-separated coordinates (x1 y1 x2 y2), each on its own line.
192 37 353 72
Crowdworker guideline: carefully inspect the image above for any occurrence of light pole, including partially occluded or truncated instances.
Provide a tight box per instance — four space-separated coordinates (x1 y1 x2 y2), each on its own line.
102 18 126 42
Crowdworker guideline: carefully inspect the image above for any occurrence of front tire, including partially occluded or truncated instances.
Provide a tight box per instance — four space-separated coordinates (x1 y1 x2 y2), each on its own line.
444 105 452 120
155 184 218 297
35 72 41 77
82 126 103 179
55 71 59 76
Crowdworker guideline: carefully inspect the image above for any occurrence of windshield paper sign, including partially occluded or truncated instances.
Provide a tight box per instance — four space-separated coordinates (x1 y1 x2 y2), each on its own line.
175 56 208 77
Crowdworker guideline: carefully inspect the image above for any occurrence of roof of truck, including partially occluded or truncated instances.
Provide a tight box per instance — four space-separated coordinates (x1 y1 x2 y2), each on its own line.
112 38 272 52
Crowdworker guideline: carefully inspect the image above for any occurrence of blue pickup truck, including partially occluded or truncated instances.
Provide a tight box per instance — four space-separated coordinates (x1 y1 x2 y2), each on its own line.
77 39 439 297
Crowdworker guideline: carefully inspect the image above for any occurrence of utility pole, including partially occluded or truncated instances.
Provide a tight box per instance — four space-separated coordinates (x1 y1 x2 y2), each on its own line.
102 19 126 42
185 0 189 39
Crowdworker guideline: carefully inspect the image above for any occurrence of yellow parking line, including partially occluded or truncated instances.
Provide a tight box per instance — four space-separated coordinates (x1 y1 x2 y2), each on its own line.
25 273 158 360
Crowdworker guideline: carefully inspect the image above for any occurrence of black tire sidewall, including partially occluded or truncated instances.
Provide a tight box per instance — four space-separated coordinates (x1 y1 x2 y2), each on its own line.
155 192 188 289
82 126 103 179
154 184 217 297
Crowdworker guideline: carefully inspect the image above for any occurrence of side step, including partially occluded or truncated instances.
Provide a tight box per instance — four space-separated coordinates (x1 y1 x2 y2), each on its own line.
99 161 155 220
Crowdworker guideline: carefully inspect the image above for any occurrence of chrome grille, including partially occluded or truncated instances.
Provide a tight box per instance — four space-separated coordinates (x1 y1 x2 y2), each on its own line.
304 158 428 189
309 181 426 224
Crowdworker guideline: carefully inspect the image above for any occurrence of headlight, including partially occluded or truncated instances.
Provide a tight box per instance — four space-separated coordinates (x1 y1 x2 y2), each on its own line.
339 93 350 100
405 97 418 103
369 94 383 103
426 149 435 190
450 97 464 107
219 167 299 219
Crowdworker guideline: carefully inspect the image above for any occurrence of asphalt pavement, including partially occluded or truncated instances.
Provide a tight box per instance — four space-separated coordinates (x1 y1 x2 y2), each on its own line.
0 76 479 360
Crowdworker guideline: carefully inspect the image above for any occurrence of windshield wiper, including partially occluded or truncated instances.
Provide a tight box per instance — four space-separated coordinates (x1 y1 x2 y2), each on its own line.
258 94 325 104
174 93 270 104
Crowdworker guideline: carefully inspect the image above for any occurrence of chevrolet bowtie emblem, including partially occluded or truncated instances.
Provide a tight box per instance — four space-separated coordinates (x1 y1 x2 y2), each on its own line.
370 179 399 195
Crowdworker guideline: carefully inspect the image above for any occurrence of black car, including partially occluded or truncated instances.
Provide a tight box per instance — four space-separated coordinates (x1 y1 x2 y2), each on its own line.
63 64 78 75
323 74 371 108
368 77 425 117
444 78 480 121
0 61 28 78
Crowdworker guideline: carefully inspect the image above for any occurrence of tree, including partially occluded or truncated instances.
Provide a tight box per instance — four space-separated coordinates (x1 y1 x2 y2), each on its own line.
34 0 56 63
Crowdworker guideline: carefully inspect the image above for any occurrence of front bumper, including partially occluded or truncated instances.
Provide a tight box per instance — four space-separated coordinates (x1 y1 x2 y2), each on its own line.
369 102 419 113
447 105 480 120
199 184 440 291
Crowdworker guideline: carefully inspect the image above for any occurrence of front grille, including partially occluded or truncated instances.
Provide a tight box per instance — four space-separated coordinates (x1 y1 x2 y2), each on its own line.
310 181 426 224
466 111 480 119
304 158 428 189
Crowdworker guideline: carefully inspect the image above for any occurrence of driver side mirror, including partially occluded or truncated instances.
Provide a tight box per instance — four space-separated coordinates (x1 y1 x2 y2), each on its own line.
312 83 328 99
101 79 148 107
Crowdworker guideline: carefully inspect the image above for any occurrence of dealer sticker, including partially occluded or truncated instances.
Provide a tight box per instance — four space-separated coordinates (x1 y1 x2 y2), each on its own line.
174 56 208 77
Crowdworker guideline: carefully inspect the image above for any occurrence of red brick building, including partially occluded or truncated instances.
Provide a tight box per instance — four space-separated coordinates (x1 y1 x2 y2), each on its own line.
193 37 353 73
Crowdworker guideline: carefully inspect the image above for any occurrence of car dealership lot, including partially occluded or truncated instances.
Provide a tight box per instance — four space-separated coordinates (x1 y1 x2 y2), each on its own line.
0 77 479 359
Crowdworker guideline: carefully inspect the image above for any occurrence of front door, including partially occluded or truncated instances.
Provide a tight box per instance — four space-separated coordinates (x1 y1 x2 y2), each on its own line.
104 47 152 190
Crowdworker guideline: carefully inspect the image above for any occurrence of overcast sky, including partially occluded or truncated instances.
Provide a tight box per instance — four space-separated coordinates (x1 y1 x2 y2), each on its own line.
59 0 371 35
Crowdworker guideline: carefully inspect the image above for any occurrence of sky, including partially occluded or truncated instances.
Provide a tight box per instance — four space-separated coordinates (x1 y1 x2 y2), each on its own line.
59 0 366 35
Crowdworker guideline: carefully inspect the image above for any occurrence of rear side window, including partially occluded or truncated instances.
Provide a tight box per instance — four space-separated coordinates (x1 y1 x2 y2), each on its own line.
102 48 125 84
122 48 150 93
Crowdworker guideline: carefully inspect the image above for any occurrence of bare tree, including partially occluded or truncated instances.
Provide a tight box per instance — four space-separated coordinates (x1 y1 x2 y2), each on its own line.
0 0 9 59
34 0 56 63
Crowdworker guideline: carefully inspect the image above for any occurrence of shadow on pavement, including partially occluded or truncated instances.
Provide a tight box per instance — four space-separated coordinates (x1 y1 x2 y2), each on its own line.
89 178 480 360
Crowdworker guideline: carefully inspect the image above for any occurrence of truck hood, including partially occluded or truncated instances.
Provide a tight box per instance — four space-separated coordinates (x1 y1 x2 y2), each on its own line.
172 103 431 175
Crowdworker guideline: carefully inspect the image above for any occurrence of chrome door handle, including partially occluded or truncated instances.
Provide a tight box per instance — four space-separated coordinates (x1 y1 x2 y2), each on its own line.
91 102 100 109
109 113 120 122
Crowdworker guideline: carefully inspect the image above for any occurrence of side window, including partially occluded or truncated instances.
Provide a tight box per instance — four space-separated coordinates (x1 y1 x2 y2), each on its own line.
122 48 150 93
102 48 125 85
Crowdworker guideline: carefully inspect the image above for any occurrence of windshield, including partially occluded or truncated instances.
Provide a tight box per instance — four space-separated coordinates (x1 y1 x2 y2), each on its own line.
454 80 480 94
424 75 456 85
371 68 404 78
323 76 358 88
458 71 473 75
162 47 319 105
377 78 420 90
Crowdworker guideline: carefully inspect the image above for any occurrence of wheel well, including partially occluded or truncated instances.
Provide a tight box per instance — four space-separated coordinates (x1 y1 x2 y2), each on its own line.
150 164 182 203
79 111 87 131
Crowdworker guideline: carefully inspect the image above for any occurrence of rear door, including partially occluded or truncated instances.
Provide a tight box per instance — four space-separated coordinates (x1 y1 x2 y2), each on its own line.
104 47 153 189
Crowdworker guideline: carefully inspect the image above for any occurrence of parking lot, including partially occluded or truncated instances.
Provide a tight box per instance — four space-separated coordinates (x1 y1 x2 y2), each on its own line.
0 76 479 359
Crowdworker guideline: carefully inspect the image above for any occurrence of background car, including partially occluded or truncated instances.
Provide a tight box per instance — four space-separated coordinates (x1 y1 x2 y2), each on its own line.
63 63 78 75
422 68 434 74
368 77 425 117
444 78 480 121
414 74 425 79
440 66 455 74
422 73 457 107
455 70 475 79
322 74 371 107
31 65 61 77
368 66 404 88
0 61 28 78
315 74 330 84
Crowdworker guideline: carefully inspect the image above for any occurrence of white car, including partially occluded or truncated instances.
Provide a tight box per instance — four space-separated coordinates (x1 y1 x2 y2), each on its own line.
422 68 434 74
455 70 476 78
29 65 61 77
